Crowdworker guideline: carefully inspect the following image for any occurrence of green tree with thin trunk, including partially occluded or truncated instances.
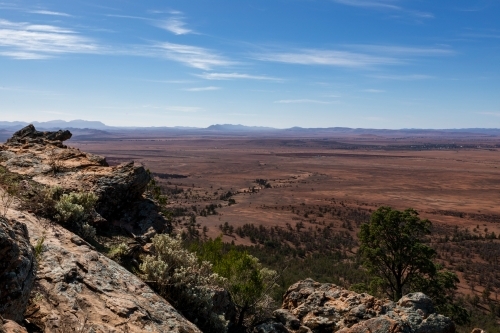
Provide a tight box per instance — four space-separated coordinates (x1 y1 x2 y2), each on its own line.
358 207 436 301
358 207 469 324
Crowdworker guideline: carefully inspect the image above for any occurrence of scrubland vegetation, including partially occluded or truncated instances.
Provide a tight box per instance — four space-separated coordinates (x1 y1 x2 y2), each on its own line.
147 170 500 331
2 145 500 332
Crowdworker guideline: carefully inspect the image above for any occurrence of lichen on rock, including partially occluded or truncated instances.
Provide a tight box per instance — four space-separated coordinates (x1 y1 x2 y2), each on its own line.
0 217 36 322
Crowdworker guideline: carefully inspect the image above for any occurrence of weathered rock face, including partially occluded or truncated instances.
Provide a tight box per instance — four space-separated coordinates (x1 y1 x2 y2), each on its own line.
0 316 28 333
93 161 151 220
254 279 455 333
0 125 167 235
18 211 201 333
0 217 36 322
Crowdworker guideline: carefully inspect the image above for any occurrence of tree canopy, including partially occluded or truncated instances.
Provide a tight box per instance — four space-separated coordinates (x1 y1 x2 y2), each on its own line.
358 206 468 324
359 207 437 300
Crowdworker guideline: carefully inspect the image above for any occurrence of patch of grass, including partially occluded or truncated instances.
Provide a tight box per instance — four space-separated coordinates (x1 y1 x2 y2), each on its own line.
34 235 45 262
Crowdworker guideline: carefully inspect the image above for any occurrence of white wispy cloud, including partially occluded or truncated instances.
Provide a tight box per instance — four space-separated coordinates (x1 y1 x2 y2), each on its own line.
363 89 385 93
29 10 72 17
196 72 281 81
369 74 434 80
332 0 433 19
157 17 192 35
106 14 150 21
154 42 233 70
349 45 454 56
0 19 100 59
274 99 331 104
0 51 50 59
255 44 453 69
184 86 221 91
256 49 398 68
332 0 400 10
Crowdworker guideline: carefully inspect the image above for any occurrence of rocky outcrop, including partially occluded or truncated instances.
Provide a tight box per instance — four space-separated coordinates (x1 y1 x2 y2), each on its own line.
0 125 167 235
1 126 200 331
254 279 455 333
93 161 151 220
16 210 201 333
6 124 72 147
0 217 36 323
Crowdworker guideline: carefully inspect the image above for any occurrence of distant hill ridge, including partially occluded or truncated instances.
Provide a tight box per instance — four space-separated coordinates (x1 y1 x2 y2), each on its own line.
1 120 500 137
0 120 108 130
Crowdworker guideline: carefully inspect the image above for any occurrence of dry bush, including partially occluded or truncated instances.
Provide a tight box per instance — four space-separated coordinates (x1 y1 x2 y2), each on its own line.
0 177 17 218
47 149 64 175
0 187 15 218
140 233 228 333
54 192 98 241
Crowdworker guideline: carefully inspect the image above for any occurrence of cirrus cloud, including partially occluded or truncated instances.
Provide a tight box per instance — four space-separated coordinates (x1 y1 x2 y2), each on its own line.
154 42 234 70
196 72 282 81
0 19 100 59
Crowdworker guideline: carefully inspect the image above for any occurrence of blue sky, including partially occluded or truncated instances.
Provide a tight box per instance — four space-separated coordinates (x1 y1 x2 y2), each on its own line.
0 0 499 128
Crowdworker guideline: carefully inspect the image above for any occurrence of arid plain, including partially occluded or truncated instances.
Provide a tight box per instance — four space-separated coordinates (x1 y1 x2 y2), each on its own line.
71 133 500 301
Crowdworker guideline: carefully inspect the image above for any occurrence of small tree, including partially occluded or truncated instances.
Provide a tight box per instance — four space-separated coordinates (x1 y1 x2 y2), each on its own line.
358 207 468 324
358 207 436 301
195 237 279 328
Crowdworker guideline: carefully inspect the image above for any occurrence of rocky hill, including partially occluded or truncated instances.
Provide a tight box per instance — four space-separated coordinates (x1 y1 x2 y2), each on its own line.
0 125 481 333
0 125 200 332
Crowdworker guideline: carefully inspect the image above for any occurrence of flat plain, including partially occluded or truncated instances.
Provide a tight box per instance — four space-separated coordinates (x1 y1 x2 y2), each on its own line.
71 133 500 300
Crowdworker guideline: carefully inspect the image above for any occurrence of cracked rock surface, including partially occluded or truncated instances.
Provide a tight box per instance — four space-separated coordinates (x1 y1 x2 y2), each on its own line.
0 217 36 322
20 211 201 333
254 279 455 333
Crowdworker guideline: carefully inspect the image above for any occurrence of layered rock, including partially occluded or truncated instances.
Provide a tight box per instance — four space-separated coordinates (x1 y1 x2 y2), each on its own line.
0 217 36 322
1 126 200 332
14 207 201 332
0 125 167 236
254 279 455 333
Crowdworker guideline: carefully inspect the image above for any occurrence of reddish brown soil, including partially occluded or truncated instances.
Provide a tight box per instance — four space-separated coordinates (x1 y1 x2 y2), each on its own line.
71 136 500 301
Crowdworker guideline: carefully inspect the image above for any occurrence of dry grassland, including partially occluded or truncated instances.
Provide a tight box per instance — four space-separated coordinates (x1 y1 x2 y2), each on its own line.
72 136 500 306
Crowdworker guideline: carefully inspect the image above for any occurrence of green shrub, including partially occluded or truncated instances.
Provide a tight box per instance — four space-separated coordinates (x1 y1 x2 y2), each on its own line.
54 191 98 241
140 234 228 333
195 237 279 328
109 242 129 261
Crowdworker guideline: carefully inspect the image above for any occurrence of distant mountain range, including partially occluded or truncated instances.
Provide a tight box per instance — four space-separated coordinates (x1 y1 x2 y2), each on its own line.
0 120 109 131
1 120 500 138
